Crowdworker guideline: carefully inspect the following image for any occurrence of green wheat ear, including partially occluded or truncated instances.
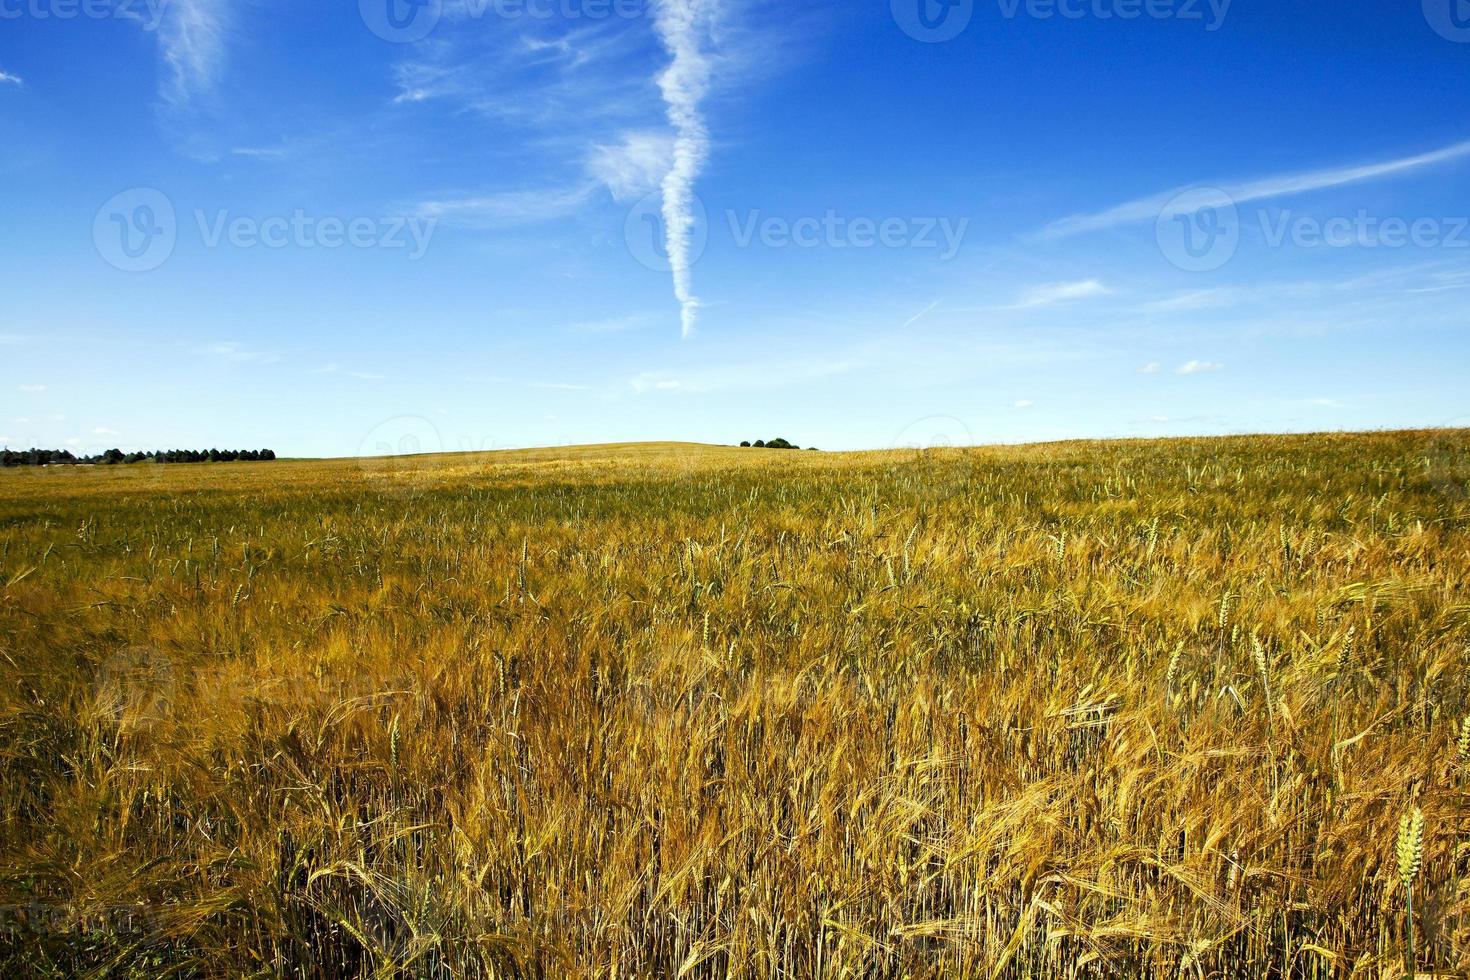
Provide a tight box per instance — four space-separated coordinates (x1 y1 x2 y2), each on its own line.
1397 807 1424 887
1397 805 1425 980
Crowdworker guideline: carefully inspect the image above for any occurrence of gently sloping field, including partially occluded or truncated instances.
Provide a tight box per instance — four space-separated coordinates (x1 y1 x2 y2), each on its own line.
1 431 1468 978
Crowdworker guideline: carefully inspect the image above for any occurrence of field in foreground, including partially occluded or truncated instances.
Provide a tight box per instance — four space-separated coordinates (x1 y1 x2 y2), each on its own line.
2 431 1469 978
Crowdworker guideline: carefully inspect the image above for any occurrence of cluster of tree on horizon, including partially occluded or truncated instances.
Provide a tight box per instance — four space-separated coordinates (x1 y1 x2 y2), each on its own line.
739 439 817 451
1 448 279 468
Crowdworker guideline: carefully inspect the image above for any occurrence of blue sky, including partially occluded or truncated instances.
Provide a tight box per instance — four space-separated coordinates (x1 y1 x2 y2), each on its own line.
1 0 1468 458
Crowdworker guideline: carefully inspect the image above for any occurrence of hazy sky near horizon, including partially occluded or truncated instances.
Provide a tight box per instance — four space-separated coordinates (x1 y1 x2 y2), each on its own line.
2 0 1468 458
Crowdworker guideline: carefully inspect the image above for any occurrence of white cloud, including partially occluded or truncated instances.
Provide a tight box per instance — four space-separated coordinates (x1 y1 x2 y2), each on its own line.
312 362 383 381
1176 360 1224 375
1013 400 1034 409
157 0 229 106
18 384 46 393
652 0 717 339
568 314 658 334
0 70 22 87
1011 279 1109 309
416 183 599 227
92 427 119 436
1137 362 1161 374
197 342 279 365
588 132 675 201
1043 137 1470 239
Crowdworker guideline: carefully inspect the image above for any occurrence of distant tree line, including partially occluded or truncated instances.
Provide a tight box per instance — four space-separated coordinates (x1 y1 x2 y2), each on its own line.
740 439 817 451
1 448 278 468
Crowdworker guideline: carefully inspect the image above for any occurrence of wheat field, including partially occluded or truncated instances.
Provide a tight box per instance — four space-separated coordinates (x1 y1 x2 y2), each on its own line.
1 430 1468 978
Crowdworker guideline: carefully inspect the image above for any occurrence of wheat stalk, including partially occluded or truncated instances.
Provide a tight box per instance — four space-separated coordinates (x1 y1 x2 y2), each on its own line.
1397 806 1425 980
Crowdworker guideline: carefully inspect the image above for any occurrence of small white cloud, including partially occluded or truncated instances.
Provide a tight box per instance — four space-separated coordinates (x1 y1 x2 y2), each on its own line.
348 371 387 381
0 70 22 87
568 314 656 335
18 384 46 393
198 342 279 365
92 427 119 436
1177 360 1224 375
630 374 686 393
1137 362 1161 374
587 132 674 201
1013 400 1034 409
1012 279 1110 309
416 183 598 227
529 382 593 391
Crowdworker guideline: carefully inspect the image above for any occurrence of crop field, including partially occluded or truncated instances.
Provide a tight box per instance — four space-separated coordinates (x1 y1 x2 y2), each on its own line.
2 430 1469 978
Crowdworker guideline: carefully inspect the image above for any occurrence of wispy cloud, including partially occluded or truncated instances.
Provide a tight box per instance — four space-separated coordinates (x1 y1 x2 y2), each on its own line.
197 342 279 365
652 0 717 339
18 385 47 393
1010 279 1110 309
629 357 861 395
589 132 676 201
1042 137 1470 239
0 70 23 87
1177 360 1224 375
568 314 659 335
1137 362 1161 374
156 0 229 106
416 184 600 227
1013 400 1035 409
901 299 942 329
312 363 385 381
528 381 594 391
